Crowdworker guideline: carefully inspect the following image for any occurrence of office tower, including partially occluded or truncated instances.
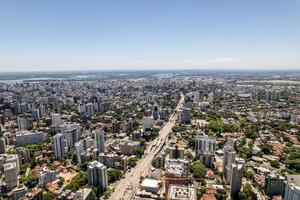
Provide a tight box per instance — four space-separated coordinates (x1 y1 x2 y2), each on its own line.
283 175 300 200
87 161 108 191
195 135 216 168
16 131 45 146
51 113 62 125
230 163 243 197
142 116 155 131
75 140 84 163
223 145 236 184
0 137 6 153
54 133 65 159
4 163 18 189
93 129 105 153
17 117 28 131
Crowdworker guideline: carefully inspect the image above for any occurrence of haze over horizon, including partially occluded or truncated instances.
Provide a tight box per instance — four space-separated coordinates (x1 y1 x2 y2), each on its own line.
1 0 300 72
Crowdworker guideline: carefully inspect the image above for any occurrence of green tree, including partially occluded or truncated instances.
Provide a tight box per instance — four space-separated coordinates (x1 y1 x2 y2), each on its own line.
20 173 39 189
127 157 138 168
43 192 55 200
189 161 207 179
238 184 257 200
108 168 123 183
65 172 87 191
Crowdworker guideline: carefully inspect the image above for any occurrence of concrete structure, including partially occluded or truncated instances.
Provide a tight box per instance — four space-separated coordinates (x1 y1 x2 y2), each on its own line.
40 167 57 185
283 175 300 200
195 135 216 168
165 158 189 178
177 107 191 124
223 145 236 184
119 140 140 155
51 113 62 125
230 163 243 197
87 161 108 191
75 140 84 163
16 131 44 146
168 146 184 159
93 129 105 153
12 185 28 200
142 116 155 131
140 178 161 193
4 162 18 189
99 153 127 169
54 133 65 159
0 154 20 172
168 185 196 200
17 117 28 131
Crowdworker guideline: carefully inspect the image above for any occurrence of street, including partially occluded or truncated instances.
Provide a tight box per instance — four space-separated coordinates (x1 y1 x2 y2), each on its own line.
109 93 184 200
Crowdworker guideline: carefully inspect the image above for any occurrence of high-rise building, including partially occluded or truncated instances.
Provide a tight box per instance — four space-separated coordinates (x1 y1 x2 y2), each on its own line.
223 145 236 184
142 116 155 131
195 135 216 168
0 154 20 172
93 129 105 153
75 140 84 163
40 168 57 185
54 133 65 159
177 107 191 124
16 131 45 146
17 117 28 131
87 161 108 191
51 113 62 126
4 162 18 189
0 137 6 154
230 163 243 197
283 175 300 200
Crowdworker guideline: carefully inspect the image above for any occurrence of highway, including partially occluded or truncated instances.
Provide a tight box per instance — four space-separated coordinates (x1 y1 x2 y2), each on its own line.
109 93 184 200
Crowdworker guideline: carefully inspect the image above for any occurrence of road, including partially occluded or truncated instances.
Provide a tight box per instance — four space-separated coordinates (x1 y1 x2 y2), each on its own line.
109 93 184 200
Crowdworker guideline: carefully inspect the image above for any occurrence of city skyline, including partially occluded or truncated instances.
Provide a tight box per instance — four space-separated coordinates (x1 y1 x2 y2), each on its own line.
0 0 300 72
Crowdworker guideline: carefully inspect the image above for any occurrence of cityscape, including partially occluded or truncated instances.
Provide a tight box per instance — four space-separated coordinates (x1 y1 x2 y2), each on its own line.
1 0 300 200
0 70 299 200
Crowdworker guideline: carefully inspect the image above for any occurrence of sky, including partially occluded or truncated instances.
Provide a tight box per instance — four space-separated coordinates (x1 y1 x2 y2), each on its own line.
0 0 299 72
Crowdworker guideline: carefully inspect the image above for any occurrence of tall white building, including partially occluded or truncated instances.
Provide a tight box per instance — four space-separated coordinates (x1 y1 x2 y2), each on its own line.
223 145 236 184
93 129 105 153
4 162 18 189
17 117 27 131
54 133 65 159
40 168 57 185
51 113 62 126
0 154 20 172
195 135 216 168
142 116 155 131
16 131 45 146
75 140 84 163
87 161 108 191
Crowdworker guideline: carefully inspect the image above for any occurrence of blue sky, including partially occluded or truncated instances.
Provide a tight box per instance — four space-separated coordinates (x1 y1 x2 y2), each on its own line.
0 0 299 71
